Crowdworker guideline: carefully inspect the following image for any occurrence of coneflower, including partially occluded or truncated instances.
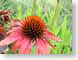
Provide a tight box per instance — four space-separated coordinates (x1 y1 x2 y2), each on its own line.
0 16 61 54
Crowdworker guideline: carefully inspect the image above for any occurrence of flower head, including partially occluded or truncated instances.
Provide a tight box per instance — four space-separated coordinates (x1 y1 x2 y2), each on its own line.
0 16 61 54
22 16 46 41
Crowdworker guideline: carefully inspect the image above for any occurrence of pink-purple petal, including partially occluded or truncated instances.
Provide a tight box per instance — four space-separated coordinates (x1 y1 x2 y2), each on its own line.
45 39 56 49
0 31 24 46
45 30 61 42
0 33 17 46
19 38 32 54
36 38 50 54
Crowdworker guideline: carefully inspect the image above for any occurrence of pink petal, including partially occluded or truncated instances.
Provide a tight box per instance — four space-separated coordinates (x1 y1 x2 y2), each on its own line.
19 48 32 54
0 31 24 46
36 38 50 54
12 34 30 53
45 30 61 42
45 39 56 49
19 38 32 54
0 33 17 46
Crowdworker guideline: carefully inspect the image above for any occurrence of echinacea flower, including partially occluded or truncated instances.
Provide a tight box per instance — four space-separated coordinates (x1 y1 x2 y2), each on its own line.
0 16 61 54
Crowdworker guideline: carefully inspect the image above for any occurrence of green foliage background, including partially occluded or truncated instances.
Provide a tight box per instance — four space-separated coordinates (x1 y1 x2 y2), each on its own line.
0 0 72 54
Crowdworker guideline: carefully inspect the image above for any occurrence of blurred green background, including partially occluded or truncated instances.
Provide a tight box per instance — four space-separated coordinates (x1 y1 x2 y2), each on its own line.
0 0 72 54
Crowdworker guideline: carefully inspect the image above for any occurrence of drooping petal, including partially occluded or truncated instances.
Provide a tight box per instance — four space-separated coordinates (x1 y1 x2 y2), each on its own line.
0 31 23 46
11 33 27 52
0 34 16 46
36 38 50 54
45 30 61 42
44 39 56 49
19 38 32 54
19 48 32 54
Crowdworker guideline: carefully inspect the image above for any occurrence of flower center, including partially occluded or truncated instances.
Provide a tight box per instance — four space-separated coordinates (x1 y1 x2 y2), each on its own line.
22 16 46 39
